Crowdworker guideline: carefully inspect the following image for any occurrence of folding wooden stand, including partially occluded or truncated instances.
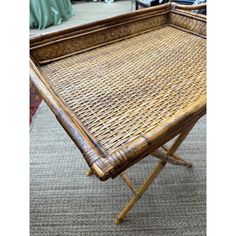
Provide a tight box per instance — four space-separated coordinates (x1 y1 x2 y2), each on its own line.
87 121 196 224
30 2 206 225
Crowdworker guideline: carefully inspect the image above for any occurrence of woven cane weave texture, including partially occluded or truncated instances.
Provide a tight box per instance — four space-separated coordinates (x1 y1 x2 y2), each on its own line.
40 26 206 154
30 103 206 236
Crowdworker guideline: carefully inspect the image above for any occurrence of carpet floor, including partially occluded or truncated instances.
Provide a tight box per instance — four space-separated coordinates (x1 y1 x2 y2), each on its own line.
30 102 206 236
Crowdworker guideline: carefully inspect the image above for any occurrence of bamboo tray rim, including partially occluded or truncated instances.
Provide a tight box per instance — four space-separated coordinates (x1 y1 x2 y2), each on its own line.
30 2 206 45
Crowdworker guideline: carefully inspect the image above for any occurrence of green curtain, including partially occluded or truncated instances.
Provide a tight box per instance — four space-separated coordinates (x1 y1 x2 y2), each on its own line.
30 0 74 30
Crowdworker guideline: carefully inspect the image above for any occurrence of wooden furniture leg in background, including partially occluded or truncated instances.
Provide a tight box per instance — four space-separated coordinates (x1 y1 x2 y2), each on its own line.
152 121 198 167
166 121 197 158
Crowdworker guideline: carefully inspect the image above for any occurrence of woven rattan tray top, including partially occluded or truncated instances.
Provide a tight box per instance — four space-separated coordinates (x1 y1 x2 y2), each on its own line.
40 26 205 154
30 3 206 180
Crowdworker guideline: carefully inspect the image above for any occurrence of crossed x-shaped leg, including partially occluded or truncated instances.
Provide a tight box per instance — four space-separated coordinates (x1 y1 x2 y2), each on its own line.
86 121 196 224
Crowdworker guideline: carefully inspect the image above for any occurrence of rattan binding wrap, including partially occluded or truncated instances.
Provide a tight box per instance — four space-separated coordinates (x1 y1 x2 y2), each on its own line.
30 3 206 181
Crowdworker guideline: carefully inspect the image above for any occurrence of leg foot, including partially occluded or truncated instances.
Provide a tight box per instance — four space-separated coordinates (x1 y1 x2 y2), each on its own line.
115 217 123 224
187 162 193 168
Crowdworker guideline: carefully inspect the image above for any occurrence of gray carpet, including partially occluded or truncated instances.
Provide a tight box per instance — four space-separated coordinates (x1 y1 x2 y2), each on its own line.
30 102 206 236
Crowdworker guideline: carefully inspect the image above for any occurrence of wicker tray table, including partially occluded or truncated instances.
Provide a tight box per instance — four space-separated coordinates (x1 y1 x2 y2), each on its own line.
30 2 206 224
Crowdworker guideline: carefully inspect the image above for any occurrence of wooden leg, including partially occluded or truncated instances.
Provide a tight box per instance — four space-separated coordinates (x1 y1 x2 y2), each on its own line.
114 121 198 224
120 173 138 195
161 144 190 165
86 168 94 176
167 121 197 156
153 121 198 168
152 148 192 167
115 161 166 224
